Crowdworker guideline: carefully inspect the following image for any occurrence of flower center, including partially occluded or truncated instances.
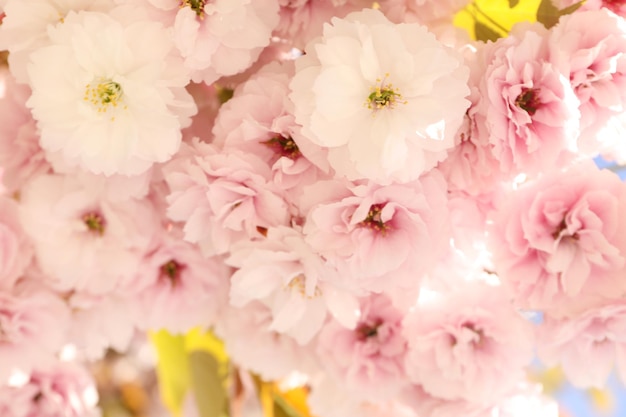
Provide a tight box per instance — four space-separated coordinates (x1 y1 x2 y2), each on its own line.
82 212 106 236
160 259 184 286
366 73 406 111
84 78 126 117
180 0 208 17
263 135 301 160
515 87 541 116
356 319 383 341
360 204 391 235
551 218 579 241
286 274 321 299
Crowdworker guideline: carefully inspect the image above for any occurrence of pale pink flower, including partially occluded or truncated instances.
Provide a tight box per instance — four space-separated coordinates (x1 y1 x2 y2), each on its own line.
378 0 471 24
0 0 113 83
172 0 280 84
26 11 196 176
403 283 534 404
0 361 100 417
552 0 626 16
478 24 580 176
0 285 71 381
549 9 626 154
316 294 409 401
0 197 33 290
489 162 626 317
308 376 418 417
227 225 360 344
126 232 230 333
18 174 159 294
0 68 49 194
289 8 470 183
275 0 370 49
538 303 626 388
164 140 290 256
302 170 450 293
212 62 329 202
66 292 135 360
215 302 319 381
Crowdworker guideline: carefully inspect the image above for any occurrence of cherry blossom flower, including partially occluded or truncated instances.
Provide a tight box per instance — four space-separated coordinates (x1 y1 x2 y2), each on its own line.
289 8 470 183
0 284 71 381
0 361 100 417
227 225 360 344
164 140 290 256
172 0 280 84
378 0 471 25
26 11 196 176
127 232 230 333
216 302 319 381
538 303 626 388
18 174 159 295
403 283 534 404
316 294 409 401
489 162 626 317
549 9 626 154
275 0 370 49
302 169 450 294
478 23 580 176
0 0 113 84
0 196 33 290
0 68 49 194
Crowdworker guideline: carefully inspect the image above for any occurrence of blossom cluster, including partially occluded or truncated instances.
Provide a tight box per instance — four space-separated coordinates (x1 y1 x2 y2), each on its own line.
1 0 626 416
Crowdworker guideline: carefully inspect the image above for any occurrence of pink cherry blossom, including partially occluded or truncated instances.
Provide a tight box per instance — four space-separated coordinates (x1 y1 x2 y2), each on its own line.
489 162 626 317
403 283 534 404
18 174 159 294
126 232 230 333
0 284 71 381
289 8 470 183
164 140 290 256
0 361 100 417
216 302 319 381
26 10 196 176
538 302 626 388
478 23 580 176
227 225 360 344
316 294 409 401
0 68 49 194
66 292 135 360
0 0 113 84
302 169 450 293
0 196 33 290
171 0 280 84
275 0 370 49
378 0 471 25
549 9 626 154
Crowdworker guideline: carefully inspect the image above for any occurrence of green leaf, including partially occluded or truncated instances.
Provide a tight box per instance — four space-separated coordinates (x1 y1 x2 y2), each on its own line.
508 0 520 7
537 0 583 29
474 21 502 42
189 351 229 417
150 331 191 417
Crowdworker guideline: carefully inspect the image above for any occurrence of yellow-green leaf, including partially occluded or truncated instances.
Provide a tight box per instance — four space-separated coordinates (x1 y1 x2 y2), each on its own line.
150 331 191 417
537 0 584 29
454 0 542 40
189 351 229 417
475 20 502 42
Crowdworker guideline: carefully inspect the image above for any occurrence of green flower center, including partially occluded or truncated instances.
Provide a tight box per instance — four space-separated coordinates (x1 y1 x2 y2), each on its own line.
366 74 406 111
82 212 106 236
360 204 391 235
84 78 126 117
